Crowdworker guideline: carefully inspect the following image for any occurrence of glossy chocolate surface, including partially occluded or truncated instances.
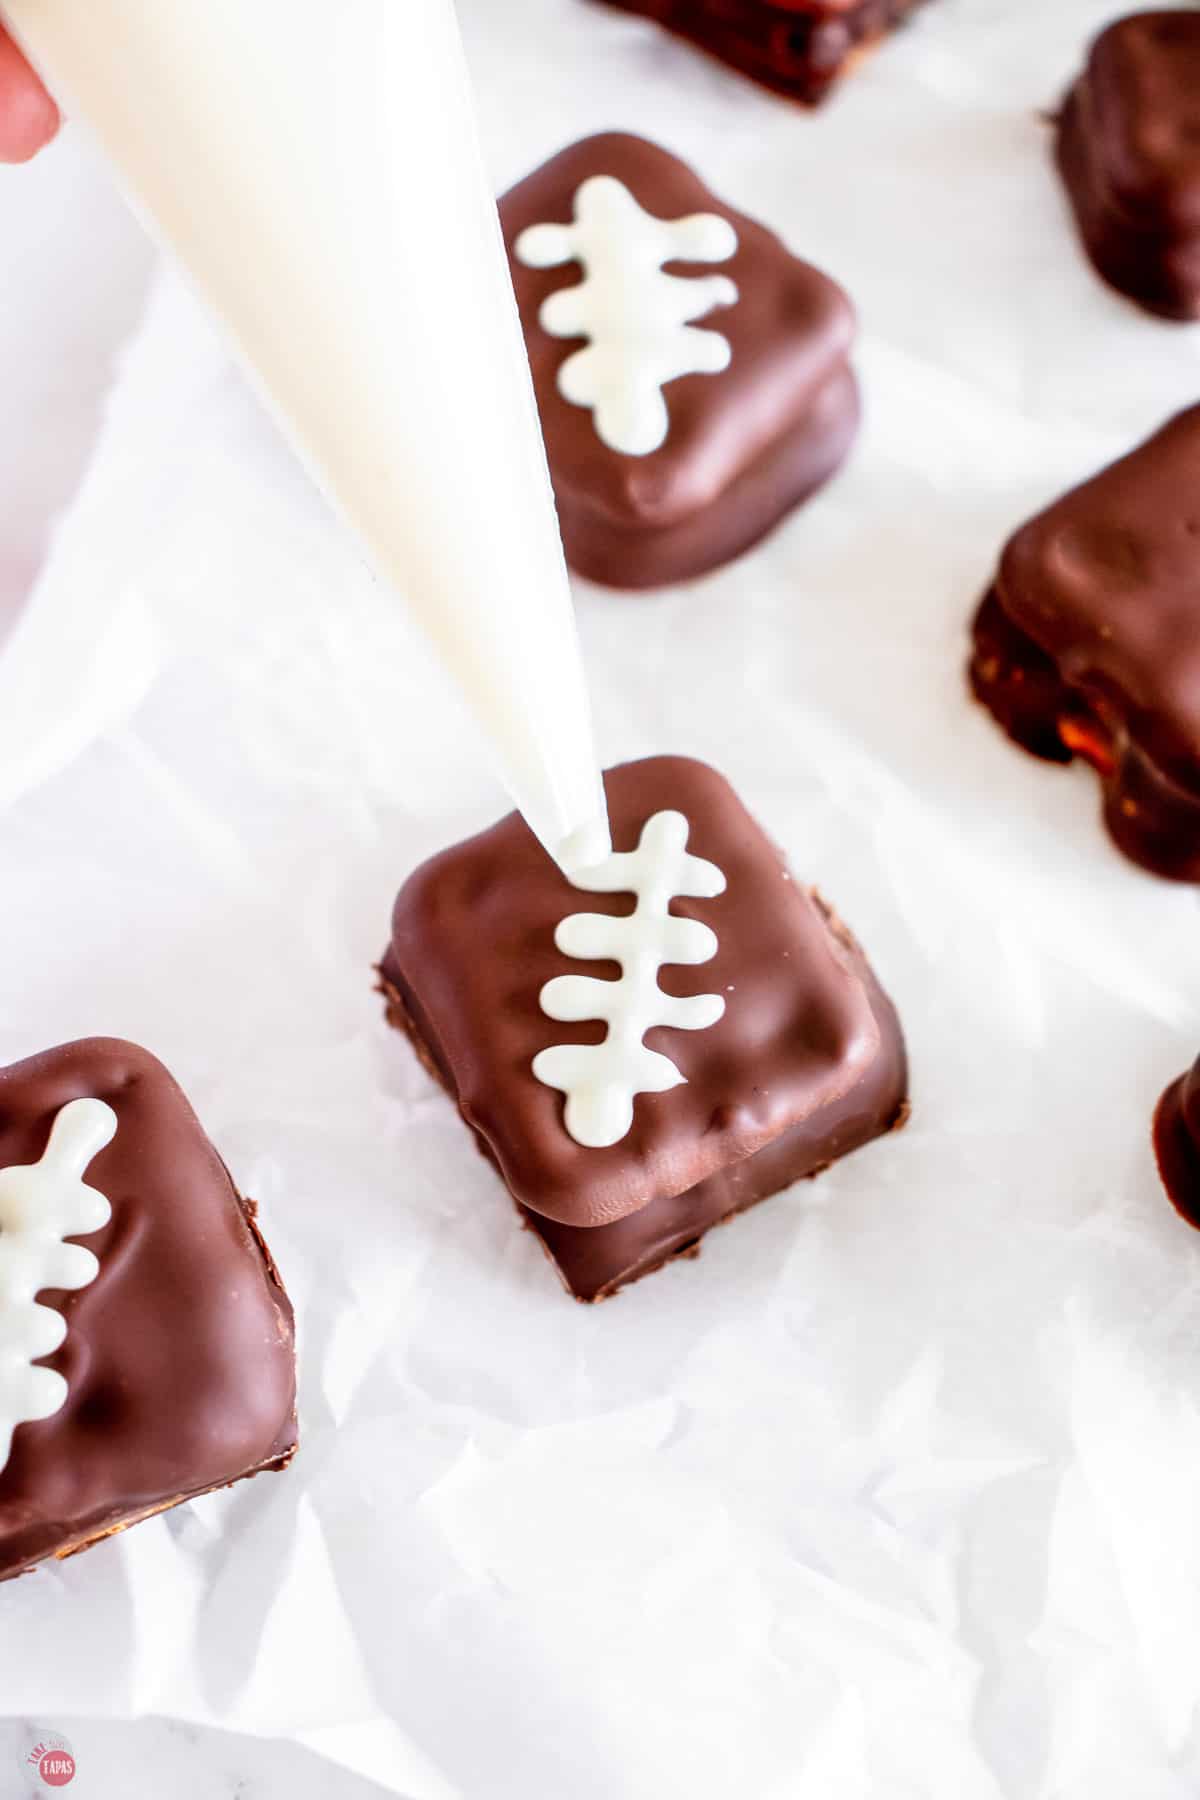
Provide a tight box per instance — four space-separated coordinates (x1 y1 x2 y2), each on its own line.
381 757 908 1299
1154 1056 1200 1228
0 1039 297 1579
595 0 931 107
501 134 858 588
1057 12 1200 319
969 406 1200 880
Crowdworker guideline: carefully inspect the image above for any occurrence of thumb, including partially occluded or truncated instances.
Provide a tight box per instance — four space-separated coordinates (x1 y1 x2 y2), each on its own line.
0 25 59 163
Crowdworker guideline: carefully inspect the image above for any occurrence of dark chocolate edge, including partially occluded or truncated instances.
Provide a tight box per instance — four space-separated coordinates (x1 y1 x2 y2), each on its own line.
1154 1071 1200 1230
968 586 1078 766
968 583 1200 882
15 1432 298 1582
593 0 931 107
375 965 586 1297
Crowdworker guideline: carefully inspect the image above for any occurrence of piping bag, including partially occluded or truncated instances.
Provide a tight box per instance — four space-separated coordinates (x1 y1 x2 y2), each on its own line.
0 0 611 874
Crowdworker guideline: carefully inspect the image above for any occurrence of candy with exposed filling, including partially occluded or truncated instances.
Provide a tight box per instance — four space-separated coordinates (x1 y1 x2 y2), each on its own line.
968 405 1200 880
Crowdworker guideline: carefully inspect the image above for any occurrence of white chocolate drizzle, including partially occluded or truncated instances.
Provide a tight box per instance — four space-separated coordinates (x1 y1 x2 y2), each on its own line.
515 175 738 457
533 811 726 1148
0 1098 116 1473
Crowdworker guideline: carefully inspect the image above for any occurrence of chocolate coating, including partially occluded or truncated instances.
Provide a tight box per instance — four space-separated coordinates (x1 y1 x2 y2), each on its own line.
1154 1056 1200 1228
381 757 908 1299
969 405 1200 881
501 134 859 588
0 1039 297 1580
594 0 931 107
1056 12 1200 320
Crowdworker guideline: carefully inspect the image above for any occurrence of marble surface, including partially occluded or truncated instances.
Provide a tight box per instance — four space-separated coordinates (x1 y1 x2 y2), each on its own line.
0 1717 397 1799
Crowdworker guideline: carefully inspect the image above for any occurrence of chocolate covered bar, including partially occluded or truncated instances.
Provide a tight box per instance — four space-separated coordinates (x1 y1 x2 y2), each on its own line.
380 757 908 1301
968 405 1200 881
595 0 931 106
1155 1055 1200 1227
0 1039 297 1579
501 133 859 588
1057 12 1200 320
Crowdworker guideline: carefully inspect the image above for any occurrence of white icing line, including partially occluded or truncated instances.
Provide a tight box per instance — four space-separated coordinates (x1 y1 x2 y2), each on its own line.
533 810 726 1148
515 175 738 457
0 1098 116 1473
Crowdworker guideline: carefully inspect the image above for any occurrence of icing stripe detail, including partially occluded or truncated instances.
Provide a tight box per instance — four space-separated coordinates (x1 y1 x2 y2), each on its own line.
533 810 726 1147
0 1098 116 1473
516 175 738 457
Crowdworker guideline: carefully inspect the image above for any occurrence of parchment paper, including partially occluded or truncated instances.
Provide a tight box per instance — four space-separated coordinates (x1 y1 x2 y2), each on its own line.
2 2 1200 1794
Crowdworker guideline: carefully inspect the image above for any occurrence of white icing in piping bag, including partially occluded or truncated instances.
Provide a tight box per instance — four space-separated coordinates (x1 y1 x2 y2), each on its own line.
1 0 609 873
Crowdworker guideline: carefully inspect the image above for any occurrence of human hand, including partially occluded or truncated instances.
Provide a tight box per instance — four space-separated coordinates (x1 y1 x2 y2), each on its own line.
0 24 58 162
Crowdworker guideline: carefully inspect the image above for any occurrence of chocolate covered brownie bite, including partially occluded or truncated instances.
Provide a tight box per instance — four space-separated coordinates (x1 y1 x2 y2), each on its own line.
0 1038 297 1579
1057 11 1200 320
969 405 1200 880
595 1 931 108
380 757 908 1301
502 134 859 588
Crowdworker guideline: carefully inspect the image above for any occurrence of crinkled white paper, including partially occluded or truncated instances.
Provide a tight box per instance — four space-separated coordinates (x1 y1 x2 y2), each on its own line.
2 1 1200 1794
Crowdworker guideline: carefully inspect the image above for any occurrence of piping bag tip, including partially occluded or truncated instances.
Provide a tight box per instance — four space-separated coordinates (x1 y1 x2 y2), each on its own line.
552 810 613 878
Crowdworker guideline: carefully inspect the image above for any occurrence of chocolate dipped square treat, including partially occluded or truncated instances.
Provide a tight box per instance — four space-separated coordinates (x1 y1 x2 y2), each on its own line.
0 1039 297 1580
594 1 931 107
969 405 1200 881
380 757 908 1301
1057 12 1200 320
1155 1054 1200 1228
501 133 859 589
